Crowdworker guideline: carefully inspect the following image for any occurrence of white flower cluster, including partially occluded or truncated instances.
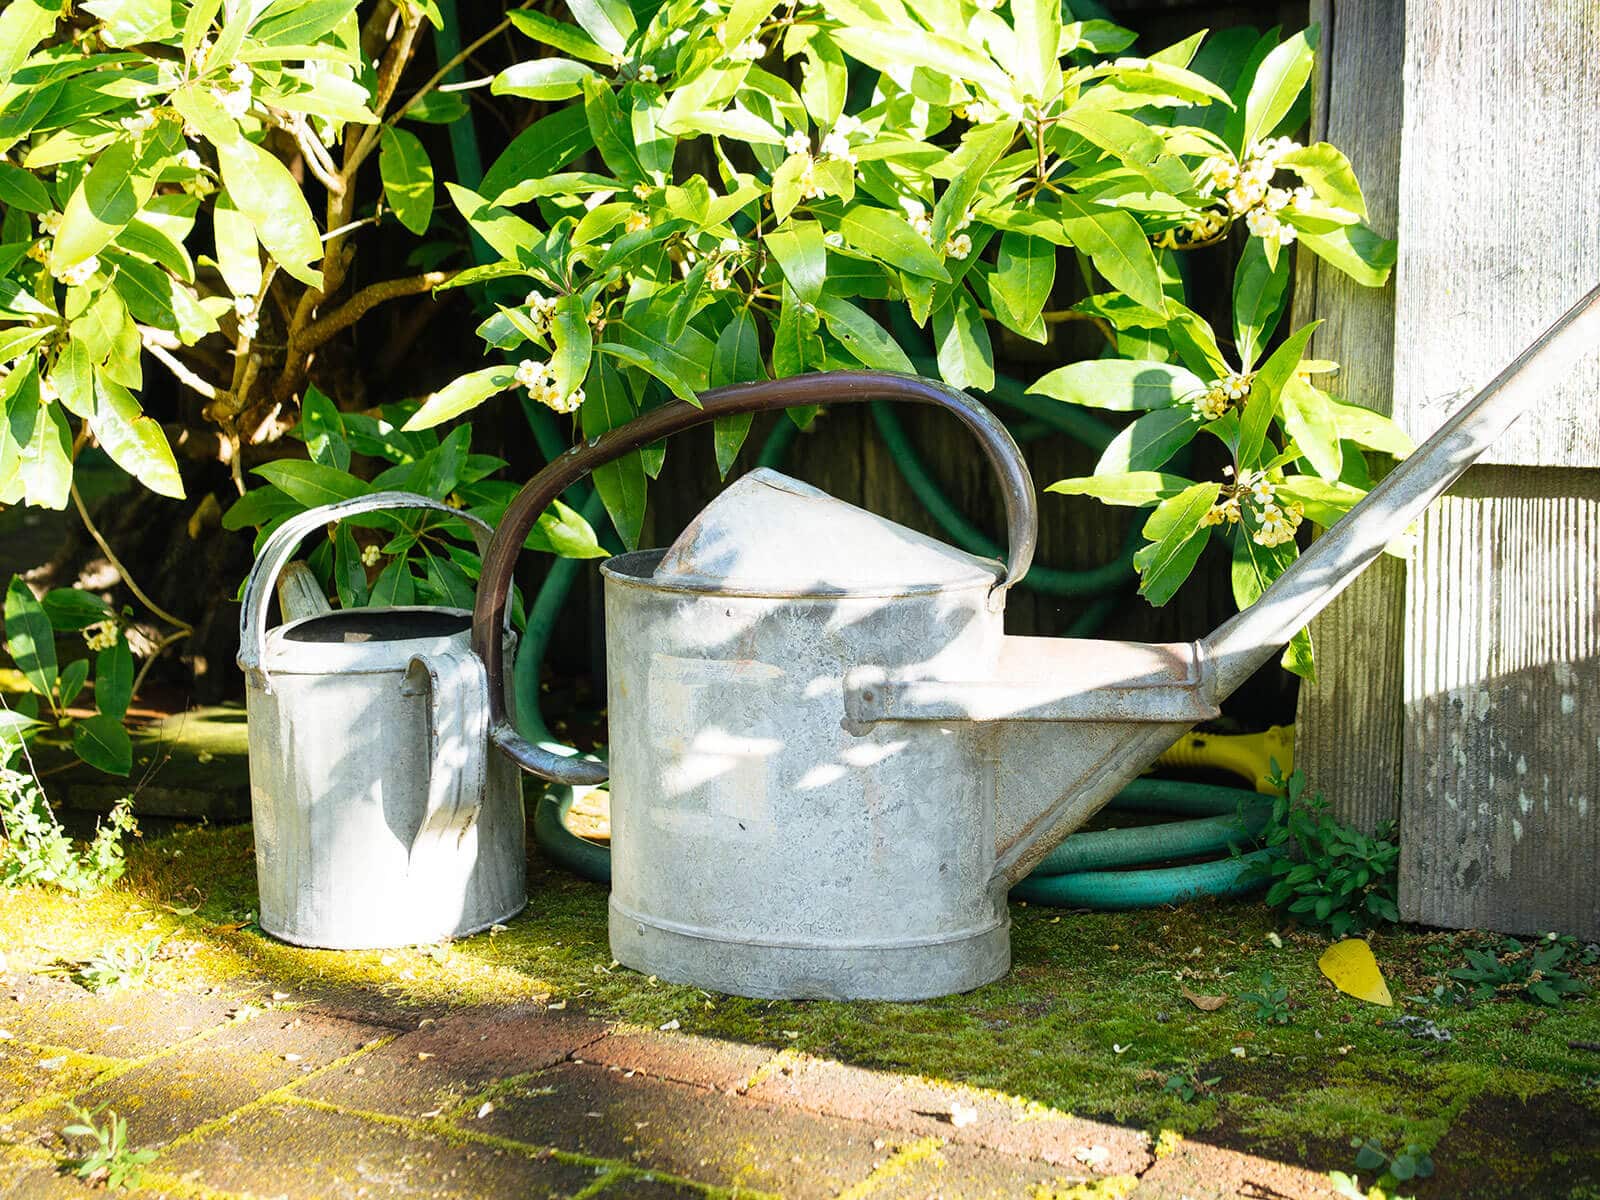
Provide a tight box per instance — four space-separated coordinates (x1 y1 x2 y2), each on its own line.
785 117 861 204
514 359 583 414
208 61 254 121
82 621 119 653
360 544 382 568
36 210 62 236
1193 371 1252 421
524 290 559 335
728 37 764 61
906 196 977 258
1200 468 1305 546
1156 208 1227 249
624 210 651 234
1199 138 1310 248
120 108 157 134
637 64 658 83
235 294 259 339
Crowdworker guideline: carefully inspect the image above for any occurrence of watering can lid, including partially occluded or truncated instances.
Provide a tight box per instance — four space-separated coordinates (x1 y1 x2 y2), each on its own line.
651 468 1002 595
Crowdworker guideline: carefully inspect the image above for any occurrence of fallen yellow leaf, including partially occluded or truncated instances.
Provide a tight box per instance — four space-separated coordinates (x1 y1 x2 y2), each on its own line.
1181 986 1228 1012
1318 938 1393 1006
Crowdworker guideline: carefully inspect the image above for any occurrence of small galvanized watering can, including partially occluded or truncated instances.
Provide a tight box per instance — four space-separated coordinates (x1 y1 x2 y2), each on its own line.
468 288 1599 1000
238 493 524 950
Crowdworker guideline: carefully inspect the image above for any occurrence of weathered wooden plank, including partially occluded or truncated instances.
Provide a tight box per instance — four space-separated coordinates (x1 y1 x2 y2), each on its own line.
1392 0 1600 468
1291 0 1407 830
1400 466 1600 940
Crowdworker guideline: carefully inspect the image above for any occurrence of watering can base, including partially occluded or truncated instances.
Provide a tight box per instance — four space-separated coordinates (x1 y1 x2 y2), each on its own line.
608 900 1011 1001
261 896 528 952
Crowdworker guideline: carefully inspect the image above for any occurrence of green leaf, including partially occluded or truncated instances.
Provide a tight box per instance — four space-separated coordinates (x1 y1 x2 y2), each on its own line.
212 198 262 299
550 294 593 401
89 374 185 499
1046 471 1195 507
403 365 518 431
708 309 764 478
41 588 113 630
565 0 634 56
480 107 595 200
1276 476 1365 527
505 8 610 63
73 712 131 776
1009 0 1060 101
221 485 300 530
4 577 58 704
1327 398 1413 458
932 287 993 392
16 387 73 510
838 205 949 281
1242 27 1316 151
931 121 1016 246
1135 481 1219 605
1232 237 1289 371
1053 194 1166 315
252 459 370 507
0 163 52 212
1279 375 1342 480
493 57 599 101
370 559 415 606
610 312 713 394
1279 142 1367 220
252 0 354 45
815 295 913 373
298 385 348 470
95 636 133 719
333 523 370 610
378 126 433 235
990 233 1054 336
829 21 1011 96
52 136 154 270
580 359 644 548
0 0 62 92
1294 221 1395 288
1096 407 1202 473
764 220 826 303
1029 358 1205 411
582 75 644 183
1238 321 1318 467
174 89 323 287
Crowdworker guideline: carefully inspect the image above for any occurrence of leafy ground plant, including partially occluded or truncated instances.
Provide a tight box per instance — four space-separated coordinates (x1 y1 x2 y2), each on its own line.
0 765 137 892
61 1102 157 1191
1162 1067 1220 1104
69 935 162 993
1238 970 1290 1024
1243 766 1400 937
1448 933 1596 1008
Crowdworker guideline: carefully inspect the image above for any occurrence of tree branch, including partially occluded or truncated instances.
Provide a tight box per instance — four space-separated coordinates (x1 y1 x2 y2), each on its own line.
293 269 460 356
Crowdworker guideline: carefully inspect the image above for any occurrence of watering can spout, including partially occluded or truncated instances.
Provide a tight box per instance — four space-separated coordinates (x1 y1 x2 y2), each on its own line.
1199 280 1600 704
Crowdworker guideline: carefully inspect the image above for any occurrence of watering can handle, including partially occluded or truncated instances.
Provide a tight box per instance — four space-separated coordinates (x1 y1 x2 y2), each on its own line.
237 491 503 688
471 370 1038 785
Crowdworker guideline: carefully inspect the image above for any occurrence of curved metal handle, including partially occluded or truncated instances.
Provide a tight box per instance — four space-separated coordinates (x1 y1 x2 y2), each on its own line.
403 648 490 878
237 491 495 687
472 370 1038 785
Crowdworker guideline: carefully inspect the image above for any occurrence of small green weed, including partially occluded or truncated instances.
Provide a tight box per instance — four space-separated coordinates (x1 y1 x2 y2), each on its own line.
70 937 161 993
61 1102 157 1190
1238 971 1290 1024
1329 1137 1434 1198
1162 1068 1220 1104
0 767 138 894
1245 767 1399 937
1448 932 1595 1007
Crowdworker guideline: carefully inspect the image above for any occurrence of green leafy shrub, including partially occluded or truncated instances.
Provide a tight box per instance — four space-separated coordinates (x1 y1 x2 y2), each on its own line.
1 1 1406 679
1448 933 1595 1008
0 766 137 891
1244 767 1400 938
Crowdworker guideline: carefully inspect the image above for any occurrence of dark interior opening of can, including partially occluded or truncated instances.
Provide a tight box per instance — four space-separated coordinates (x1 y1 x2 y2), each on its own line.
282 609 469 644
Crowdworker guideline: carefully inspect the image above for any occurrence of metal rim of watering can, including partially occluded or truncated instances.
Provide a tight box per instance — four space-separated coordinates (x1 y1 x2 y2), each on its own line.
238 491 511 688
472 371 1039 787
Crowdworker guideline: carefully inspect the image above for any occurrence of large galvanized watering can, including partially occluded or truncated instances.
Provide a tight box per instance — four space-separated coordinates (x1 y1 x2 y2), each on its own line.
471 286 1600 1000
238 493 525 950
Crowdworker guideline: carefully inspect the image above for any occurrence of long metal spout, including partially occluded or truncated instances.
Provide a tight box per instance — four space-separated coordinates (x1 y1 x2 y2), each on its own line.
1199 282 1600 704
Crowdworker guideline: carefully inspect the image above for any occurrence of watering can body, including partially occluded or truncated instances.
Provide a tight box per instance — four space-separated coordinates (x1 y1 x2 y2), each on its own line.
470 285 1600 1000
238 494 525 950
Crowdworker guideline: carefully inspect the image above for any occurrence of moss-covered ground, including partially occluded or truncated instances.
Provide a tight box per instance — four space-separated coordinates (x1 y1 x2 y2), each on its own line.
3 821 1599 1195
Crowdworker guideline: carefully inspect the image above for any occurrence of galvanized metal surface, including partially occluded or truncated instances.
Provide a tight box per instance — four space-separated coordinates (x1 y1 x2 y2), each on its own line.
474 307 1598 997
239 494 525 950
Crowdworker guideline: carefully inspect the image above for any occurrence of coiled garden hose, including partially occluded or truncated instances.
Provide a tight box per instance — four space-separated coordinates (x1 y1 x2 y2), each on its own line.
1010 849 1276 909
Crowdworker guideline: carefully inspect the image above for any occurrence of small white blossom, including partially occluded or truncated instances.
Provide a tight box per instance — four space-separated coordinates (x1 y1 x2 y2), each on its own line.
539 383 583 414
718 236 741 255
524 290 558 333
624 210 651 234
177 148 204 170
784 129 810 155
360 544 381 568
514 359 552 390
823 230 843 247
632 182 652 200
54 255 100 286
637 64 658 83
213 86 250 120
83 621 119 653
121 110 157 133
730 37 764 61
229 62 253 88
37 210 62 236
974 0 1000 10
943 232 972 260
819 129 856 165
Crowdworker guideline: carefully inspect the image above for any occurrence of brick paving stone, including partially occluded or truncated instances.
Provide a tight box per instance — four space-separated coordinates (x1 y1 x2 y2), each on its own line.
1 1160 97 1199
299 1004 609 1118
0 1045 112 1122
745 1052 1151 1174
853 1138 1089 1200
591 1172 715 1198
1130 1139 1339 1200
578 1028 775 1093
15 1011 380 1151
474 1061 881 1199
160 1101 601 1199
0 975 234 1059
